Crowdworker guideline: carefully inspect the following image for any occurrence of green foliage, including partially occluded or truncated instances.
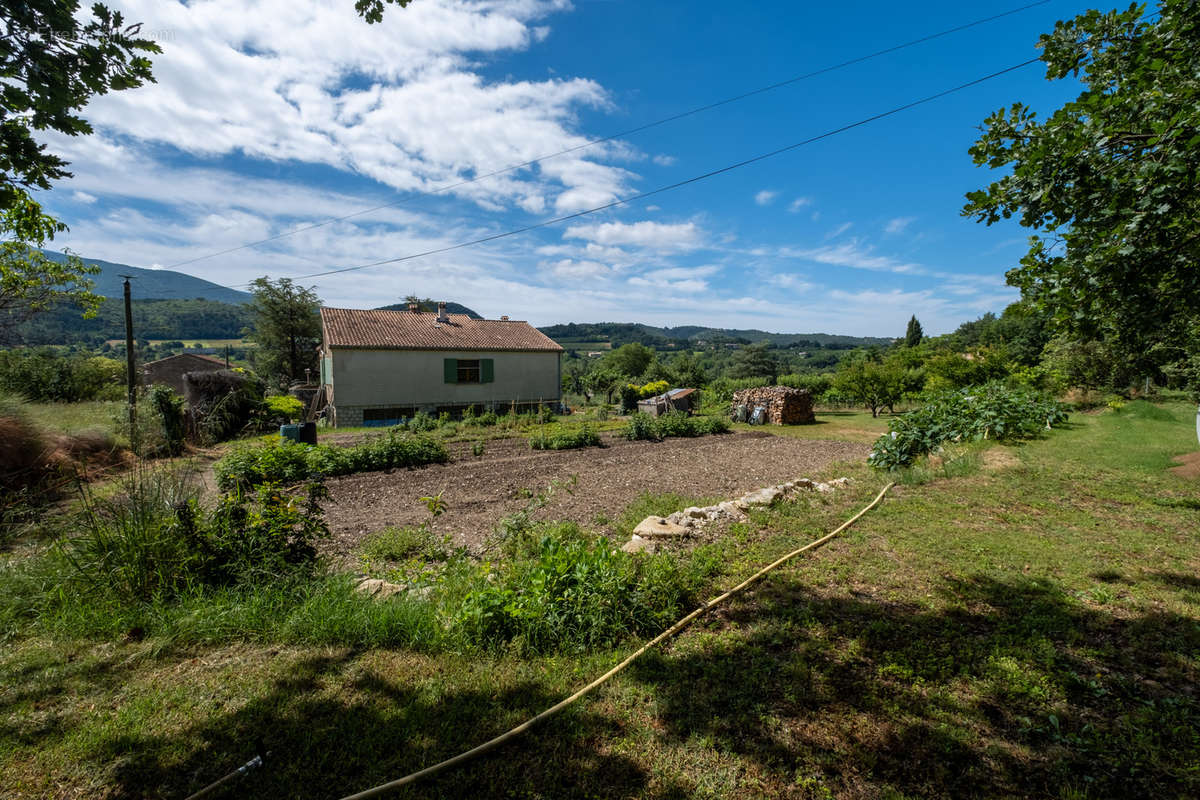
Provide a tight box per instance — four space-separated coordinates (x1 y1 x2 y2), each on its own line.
779 372 833 401
1 2 159 336
215 430 449 492
623 411 729 441
963 1 1200 384
529 424 601 450
728 341 778 380
60 465 330 603
834 358 907 417
146 385 185 456
923 347 1009 392
264 394 304 422
604 342 654 378
360 525 451 563
247 277 321 384
869 382 1068 469
905 315 924 347
17 297 257 345
187 369 266 444
453 524 704 654
0 348 123 402
700 376 770 410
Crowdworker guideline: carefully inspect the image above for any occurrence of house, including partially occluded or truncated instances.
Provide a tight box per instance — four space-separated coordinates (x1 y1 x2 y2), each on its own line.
319 303 564 427
636 387 697 417
142 353 226 395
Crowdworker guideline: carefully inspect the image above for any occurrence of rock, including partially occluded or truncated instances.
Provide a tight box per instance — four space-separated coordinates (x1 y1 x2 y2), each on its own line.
793 478 816 490
815 482 834 494
716 500 747 520
633 516 689 539
621 535 654 554
740 487 784 507
828 477 852 487
355 577 406 599
683 506 709 519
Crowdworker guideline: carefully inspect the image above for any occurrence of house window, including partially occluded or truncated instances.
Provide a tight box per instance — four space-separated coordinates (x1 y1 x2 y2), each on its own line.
457 359 481 384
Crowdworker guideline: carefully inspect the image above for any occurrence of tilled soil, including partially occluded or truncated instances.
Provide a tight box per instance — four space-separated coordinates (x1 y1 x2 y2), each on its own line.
324 431 867 558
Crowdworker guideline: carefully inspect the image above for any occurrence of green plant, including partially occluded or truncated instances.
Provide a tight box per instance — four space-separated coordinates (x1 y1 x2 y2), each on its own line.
529 424 601 451
264 394 304 422
869 382 1067 470
146 385 186 456
471 439 485 457
214 431 448 492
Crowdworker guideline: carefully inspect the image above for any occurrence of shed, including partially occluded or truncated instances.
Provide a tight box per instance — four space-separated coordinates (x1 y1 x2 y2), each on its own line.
142 353 226 395
637 387 697 417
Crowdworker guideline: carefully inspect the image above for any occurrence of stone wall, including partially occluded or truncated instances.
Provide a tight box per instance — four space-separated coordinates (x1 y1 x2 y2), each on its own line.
731 385 815 425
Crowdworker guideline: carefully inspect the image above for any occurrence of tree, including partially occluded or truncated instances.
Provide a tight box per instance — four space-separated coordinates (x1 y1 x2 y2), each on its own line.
833 359 905 417
904 315 924 347
604 343 654 379
728 342 778 381
1 1 159 336
247 278 321 385
962 1 1200 382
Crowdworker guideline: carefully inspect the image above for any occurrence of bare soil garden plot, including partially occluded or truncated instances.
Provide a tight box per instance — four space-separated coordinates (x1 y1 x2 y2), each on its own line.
323 431 867 556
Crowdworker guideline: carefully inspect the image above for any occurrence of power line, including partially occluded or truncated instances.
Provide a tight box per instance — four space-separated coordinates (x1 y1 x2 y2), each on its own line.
234 56 1041 287
166 0 1050 271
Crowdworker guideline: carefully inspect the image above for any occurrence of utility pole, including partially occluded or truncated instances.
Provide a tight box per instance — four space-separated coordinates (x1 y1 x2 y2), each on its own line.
121 275 138 452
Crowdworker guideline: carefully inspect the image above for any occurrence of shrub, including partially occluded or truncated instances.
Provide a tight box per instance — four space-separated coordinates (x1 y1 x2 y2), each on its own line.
60 464 331 602
215 430 449 492
264 394 304 422
184 369 266 443
147 385 186 456
529 424 601 450
868 382 1068 470
0 349 123 402
453 525 701 654
623 412 729 441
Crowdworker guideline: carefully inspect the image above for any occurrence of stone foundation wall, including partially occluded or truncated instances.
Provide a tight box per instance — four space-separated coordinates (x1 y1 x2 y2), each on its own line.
731 386 815 425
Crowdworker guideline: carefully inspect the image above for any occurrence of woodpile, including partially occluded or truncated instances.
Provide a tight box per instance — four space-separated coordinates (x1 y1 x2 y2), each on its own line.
731 385 815 425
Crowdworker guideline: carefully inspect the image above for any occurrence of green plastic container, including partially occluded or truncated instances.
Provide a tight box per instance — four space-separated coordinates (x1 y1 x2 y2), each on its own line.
279 424 300 442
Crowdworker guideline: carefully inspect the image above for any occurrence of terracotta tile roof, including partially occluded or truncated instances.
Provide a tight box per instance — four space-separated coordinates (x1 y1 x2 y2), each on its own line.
321 307 563 353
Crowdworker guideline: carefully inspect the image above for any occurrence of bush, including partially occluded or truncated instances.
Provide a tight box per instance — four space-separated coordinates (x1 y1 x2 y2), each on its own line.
215 429 449 491
453 524 703 654
184 369 266 443
0 349 123 402
60 464 331 602
264 394 304 423
146 385 186 456
529 424 601 450
868 382 1068 470
623 412 729 441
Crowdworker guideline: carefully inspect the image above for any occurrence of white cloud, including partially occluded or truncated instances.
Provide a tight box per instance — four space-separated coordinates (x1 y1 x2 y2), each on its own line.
787 197 812 212
782 240 922 274
72 191 98 204
563 220 704 251
884 216 916 235
69 0 632 215
652 155 676 166
754 189 779 206
824 222 853 239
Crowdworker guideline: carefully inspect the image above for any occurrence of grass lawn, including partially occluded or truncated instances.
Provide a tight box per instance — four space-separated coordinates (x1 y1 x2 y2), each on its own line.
3 401 1198 798
22 400 124 439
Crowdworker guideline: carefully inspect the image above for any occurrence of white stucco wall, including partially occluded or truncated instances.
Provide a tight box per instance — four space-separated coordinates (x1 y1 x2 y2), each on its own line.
329 348 560 415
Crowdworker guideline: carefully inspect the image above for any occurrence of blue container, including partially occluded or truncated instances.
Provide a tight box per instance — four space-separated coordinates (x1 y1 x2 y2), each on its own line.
280 424 300 442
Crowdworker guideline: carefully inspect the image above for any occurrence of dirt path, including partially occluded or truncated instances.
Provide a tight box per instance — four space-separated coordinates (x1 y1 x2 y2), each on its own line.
324 431 867 557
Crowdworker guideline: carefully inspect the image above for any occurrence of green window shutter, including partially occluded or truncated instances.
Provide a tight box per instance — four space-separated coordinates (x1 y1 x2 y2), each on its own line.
481 358 494 383
444 358 457 383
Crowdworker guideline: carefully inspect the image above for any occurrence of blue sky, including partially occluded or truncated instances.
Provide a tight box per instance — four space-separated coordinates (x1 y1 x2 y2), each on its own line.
41 0 1099 335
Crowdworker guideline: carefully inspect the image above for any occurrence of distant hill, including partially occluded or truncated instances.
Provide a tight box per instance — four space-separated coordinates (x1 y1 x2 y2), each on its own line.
375 300 483 319
42 250 252 305
540 322 892 350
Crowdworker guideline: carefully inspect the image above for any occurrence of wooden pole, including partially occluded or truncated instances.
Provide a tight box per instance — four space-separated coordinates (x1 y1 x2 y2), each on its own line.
122 276 138 451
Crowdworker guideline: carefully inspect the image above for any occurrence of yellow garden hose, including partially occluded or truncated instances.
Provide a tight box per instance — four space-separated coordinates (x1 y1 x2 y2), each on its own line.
339 482 895 800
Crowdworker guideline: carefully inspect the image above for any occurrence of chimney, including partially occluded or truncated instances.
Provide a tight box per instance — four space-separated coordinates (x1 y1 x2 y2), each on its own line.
500 315 509 321
436 301 449 323
408 301 419 313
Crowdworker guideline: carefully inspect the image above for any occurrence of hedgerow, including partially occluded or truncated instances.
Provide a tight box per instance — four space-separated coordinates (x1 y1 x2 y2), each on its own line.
868 382 1067 470
215 429 448 491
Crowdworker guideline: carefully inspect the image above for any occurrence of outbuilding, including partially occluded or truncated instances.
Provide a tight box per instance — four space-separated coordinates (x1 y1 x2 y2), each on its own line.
142 353 226 395
637 387 697 417
319 303 563 427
